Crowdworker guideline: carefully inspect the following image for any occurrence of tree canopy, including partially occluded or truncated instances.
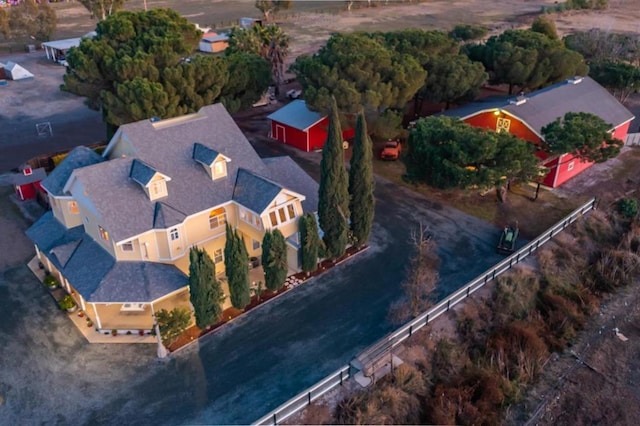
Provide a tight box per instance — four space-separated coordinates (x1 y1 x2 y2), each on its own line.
588 60 640 103
78 0 127 21
261 229 288 291
3 0 56 42
466 29 588 94
541 112 621 163
421 54 487 108
291 33 425 114
188 247 224 329
224 224 251 309
318 97 350 259
564 29 640 65
531 16 558 40
404 116 541 189
299 212 323 275
63 9 268 132
254 0 292 22
348 111 375 247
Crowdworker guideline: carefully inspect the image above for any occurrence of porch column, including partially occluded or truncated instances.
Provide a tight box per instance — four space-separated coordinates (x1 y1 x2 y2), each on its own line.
44 46 50 60
92 304 102 329
78 293 86 311
35 244 41 260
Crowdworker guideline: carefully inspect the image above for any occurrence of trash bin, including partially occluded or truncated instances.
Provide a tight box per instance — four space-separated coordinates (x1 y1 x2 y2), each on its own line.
26 44 36 53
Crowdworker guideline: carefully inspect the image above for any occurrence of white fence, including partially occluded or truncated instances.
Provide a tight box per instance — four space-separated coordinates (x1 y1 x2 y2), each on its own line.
253 197 597 425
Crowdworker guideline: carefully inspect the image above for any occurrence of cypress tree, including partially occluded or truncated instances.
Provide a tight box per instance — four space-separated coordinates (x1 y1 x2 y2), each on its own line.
349 111 375 247
318 96 350 259
262 229 288 291
188 246 224 329
224 224 251 309
299 212 322 275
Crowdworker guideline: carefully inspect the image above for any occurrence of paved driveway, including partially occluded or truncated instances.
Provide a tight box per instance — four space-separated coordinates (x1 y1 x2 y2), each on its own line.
0 151 504 425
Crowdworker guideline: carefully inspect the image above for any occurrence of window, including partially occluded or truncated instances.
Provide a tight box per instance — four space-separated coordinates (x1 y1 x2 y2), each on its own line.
287 204 296 220
148 179 167 200
567 161 575 171
213 160 226 179
252 239 261 250
99 226 109 241
68 201 79 214
121 241 134 252
239 207 262 229
209 208 227 230
268 202 298 227
170 228 179 241
213 248 223 264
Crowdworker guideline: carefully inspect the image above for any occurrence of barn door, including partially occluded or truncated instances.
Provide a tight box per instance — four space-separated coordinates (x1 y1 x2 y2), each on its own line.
276 125 286 143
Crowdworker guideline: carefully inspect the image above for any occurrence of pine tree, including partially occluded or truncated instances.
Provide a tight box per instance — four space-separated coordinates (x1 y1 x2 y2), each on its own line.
318 96 350 259
188 246 224 329
349 111 375 247
262 229 288 291
224 224 251 309
299 212 323 275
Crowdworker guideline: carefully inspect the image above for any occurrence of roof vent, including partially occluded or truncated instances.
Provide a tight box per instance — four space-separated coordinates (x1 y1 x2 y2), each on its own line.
510 95 527 106
568 76 583 85
149 116 161 123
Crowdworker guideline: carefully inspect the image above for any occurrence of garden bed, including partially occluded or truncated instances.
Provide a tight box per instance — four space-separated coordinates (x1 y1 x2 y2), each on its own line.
167 244 368 352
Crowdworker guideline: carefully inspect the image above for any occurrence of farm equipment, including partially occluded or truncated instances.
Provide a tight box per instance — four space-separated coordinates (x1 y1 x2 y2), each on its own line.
497 223 519 254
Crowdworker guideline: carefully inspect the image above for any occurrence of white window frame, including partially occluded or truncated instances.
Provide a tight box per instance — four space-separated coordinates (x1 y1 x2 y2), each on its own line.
252 239 260 251
148 179 167 199
212 160 227 179
170 228 179 241
209 210 227 230
213 248 223 264
121 241 134 252
239 207 262 230
268 202 297 228
567 161 575 171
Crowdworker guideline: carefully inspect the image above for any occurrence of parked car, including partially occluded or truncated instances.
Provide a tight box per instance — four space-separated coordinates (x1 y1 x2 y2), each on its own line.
496 224 519 254
380 140 401 160
286 89 302 99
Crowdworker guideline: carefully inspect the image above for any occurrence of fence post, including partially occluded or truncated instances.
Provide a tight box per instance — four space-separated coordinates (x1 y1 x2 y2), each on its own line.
425 314 429 324
308 392 311 404
466 286 470 297
273 413 277 425
409 324 413 336
447 299 451 310
340 370 343 385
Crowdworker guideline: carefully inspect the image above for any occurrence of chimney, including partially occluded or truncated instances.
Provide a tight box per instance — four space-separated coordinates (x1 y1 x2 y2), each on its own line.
568 76 583 85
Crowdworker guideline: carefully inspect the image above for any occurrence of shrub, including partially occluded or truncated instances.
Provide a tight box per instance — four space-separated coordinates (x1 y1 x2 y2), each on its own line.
44 275 58 287
58 295 76 310
449 24 488 41
618 198 638 218
155 307 191 344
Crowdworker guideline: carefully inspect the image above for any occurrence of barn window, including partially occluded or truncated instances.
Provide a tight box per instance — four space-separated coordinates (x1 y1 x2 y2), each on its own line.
567 161 575 171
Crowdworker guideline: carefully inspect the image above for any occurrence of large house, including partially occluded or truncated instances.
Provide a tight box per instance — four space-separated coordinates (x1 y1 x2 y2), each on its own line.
27 104 319 335
440 76 635 187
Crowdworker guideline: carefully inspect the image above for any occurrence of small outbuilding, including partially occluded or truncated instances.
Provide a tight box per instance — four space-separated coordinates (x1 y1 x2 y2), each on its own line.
198 32 229 53
8 166 47 201
267 100 354 152
4 61 34 80
41 32 96 64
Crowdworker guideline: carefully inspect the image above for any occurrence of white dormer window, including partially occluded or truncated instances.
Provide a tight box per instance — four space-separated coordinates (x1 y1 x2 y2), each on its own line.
212 160 227 179
148 179 167 201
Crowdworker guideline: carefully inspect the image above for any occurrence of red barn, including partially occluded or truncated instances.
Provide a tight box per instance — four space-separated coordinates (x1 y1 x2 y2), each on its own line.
441 76 635 187
8 166 46 201
267 100 354 152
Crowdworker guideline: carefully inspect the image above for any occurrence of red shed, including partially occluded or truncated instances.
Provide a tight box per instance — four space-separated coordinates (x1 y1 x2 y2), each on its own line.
267 100 354 152
8 166 47 201
440 76 635 187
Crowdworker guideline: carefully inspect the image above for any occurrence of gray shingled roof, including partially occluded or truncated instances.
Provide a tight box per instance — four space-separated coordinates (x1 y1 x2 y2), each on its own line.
233 168 284 214
263 156 319 212
192 142 220 166
267 100 325 131
26 212 187 303
75 104 271 242
7 168 46 186
40 146 103 196
129 159 158 186
153 202 188 229
441 77 635 138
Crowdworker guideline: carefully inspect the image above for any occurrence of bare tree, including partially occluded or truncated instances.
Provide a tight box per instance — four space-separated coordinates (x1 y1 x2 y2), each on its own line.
389 222 439 323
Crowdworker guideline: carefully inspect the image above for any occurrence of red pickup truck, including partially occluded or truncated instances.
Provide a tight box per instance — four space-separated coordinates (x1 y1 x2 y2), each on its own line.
380 140 401 160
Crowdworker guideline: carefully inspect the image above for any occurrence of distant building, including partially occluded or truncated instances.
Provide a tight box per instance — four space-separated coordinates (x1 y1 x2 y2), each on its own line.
198 32 229 53
440 77 635 187
41 32 96 64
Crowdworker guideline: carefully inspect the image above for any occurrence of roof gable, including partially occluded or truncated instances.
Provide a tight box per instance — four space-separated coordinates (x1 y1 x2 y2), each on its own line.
41 146 104 196
192 142 230 166
153 202 188 229
267 100 325 131
233 169 283 214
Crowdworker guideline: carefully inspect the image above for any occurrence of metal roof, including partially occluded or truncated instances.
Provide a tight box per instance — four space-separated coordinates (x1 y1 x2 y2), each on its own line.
441 77 635 137
267 100 325 131
41 37 82 51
